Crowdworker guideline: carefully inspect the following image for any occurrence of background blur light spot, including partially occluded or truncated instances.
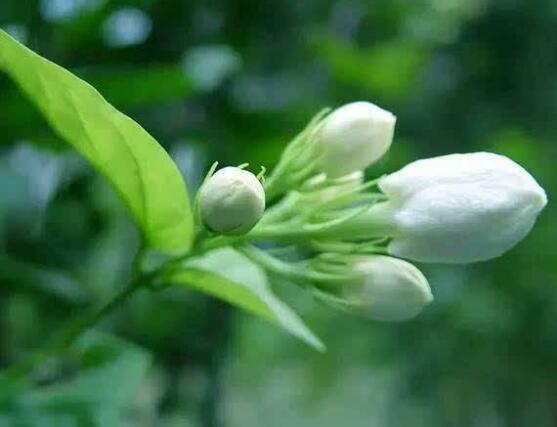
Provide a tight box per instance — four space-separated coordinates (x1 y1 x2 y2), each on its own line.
231 70 321 112
2 24 28 43
40 0 104 22
102 7 152 48
182 45 242 92
8 143 62 209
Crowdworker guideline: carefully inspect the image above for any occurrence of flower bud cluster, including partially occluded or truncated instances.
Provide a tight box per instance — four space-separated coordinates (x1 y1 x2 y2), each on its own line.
197 101 547 323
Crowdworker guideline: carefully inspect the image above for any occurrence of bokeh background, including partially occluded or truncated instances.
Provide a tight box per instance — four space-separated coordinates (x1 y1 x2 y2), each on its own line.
1 0 556 426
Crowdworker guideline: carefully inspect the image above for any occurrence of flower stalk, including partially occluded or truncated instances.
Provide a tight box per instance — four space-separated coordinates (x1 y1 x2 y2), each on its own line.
3 277 144 380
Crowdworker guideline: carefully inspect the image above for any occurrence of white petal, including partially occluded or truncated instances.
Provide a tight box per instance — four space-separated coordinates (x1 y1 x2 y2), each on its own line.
378 152 547 263
351 255 433 321
318 101 396 178
380 152 545 202
387 182 545 263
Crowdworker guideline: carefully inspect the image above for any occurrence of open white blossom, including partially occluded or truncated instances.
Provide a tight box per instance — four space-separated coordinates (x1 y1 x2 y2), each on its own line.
370 152 547 263
317 101 396 178
328 256 433 322
199 167 265 235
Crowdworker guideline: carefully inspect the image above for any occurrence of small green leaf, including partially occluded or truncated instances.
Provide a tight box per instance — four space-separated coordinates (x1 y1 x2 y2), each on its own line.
165 248 325 351
0 30 193 253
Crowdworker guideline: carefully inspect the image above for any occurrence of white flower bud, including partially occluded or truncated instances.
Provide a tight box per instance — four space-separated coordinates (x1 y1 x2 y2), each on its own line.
199 167 265 235
317 101 396 178
374 152 548 263
329 256 433 322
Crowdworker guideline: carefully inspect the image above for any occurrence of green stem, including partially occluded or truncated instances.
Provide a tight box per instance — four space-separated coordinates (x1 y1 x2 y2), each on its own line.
238 245 309 283
1 186 387 380
2 279 144 380
264 109 330 202
0 225 243 380
238 245 354 286
264 165 304 203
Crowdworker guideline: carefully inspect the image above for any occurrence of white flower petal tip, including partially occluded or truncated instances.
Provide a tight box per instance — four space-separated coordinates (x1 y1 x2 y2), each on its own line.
317 101 396 178
377 152 547 264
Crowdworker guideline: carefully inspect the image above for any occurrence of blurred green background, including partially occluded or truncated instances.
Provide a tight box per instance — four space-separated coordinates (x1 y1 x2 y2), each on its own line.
1 0 556 426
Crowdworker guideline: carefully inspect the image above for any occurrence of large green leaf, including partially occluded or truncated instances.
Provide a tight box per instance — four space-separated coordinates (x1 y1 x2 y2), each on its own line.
0 332 151 427
0 30 193 253
164 248 325 351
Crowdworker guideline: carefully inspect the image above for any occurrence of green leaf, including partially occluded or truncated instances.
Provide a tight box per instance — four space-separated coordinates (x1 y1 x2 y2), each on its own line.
0 64 196 142
0 30 193 253
164 248 325 351
0 332 151 427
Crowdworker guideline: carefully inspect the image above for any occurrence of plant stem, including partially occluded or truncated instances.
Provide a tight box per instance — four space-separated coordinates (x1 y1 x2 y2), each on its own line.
263 166 290 202
2 279 144 380
238 245 303 281
0 224 245 380
238 244 360 286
